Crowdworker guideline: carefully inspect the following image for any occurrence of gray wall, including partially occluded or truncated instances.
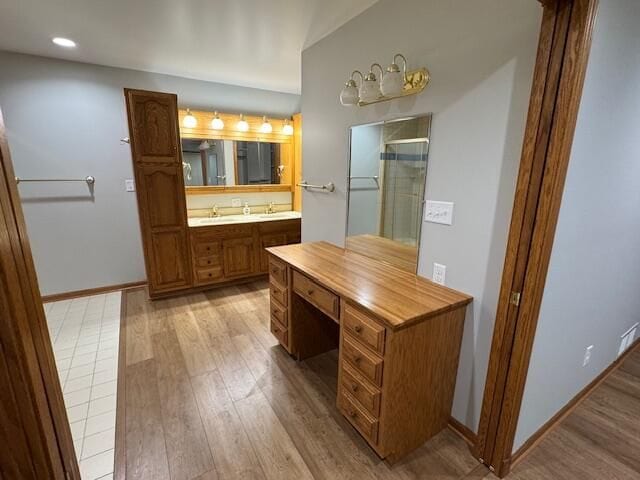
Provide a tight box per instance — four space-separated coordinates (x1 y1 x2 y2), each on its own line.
514 0 640 450
301 0 541 431
347 124 382 237
0 51 300 296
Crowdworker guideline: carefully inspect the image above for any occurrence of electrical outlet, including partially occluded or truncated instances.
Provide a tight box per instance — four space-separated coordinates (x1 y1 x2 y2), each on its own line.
583 345 594 366
231 198 242 207
125 179 135 192
433 263 446 285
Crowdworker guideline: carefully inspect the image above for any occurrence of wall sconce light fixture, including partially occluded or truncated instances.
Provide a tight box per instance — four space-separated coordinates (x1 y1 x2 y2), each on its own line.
340 53 429 107
211 111 224 130
183 108 197 128
236 114 249 132
260 116 273 133
282 119 294 135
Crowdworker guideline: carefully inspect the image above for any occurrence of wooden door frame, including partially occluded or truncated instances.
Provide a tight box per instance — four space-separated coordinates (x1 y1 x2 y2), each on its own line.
475 0 599 476
0 109 80 478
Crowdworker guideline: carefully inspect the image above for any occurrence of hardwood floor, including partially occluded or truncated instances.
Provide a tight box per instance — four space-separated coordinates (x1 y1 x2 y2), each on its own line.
118 281 482 480
483 345 640 480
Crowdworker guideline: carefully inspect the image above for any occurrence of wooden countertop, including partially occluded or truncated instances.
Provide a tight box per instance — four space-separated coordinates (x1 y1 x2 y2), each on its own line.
267 241 472 330
345 234 418 273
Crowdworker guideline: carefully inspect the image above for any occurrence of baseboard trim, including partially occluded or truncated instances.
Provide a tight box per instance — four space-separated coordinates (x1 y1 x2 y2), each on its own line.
42 280 147 303
448 416 477 448
511 338 640 467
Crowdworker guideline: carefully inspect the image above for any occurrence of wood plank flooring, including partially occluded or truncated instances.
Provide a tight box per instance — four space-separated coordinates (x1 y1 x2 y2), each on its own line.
483 345 640 480
118 281 481 480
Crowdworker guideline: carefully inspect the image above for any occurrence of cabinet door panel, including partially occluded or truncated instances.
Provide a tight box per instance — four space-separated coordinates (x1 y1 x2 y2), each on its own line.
139 164 185 228
259 233 288 272
222 237 255 278
149 229 190 290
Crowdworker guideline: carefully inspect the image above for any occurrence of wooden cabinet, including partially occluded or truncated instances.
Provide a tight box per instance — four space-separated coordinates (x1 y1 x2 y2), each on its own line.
125 89 192 297
189 218 300 289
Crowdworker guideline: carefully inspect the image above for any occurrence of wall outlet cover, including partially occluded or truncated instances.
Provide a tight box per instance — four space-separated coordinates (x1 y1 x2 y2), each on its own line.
583 345 594 366
231 198 242 207
433 263 446 285
424 200 454 225
125 179 135 192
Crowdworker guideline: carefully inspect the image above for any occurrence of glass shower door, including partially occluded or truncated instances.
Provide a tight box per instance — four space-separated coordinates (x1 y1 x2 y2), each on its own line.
381 140 429 247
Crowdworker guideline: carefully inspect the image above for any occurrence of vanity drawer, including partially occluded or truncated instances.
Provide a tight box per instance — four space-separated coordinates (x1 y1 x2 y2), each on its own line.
196 255 221 268
270 300 288 327
268 257 287 287
292 270 339 320
340 361 381 417
344 304 386 355
338 390 379 445
342 334 384 387
194 241 221 257
270 281 288 307
270 319 288 348
195 266 223 283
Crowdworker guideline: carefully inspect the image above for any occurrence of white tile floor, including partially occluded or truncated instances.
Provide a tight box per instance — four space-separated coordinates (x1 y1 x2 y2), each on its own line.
45 292 121 480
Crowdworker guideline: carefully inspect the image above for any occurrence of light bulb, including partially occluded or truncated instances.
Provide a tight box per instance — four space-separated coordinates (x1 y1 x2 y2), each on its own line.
237 114 249 132
260 116 273 134
183 109 197 128
282 119 294 135
211 111 224 130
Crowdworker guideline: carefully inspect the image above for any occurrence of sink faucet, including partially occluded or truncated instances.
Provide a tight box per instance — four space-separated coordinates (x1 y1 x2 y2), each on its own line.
265 202 275 214
210 204 220 218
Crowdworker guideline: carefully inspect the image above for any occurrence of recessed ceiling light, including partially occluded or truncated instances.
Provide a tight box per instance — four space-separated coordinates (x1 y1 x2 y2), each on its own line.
52 37 76 48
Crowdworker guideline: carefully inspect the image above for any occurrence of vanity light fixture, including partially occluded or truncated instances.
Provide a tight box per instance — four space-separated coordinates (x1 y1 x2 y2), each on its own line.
211 111 224 130
260 116 273 134
183 109 197 128
339 53 430 107
52 37 76 48
282 119 294 135
236 114 249 132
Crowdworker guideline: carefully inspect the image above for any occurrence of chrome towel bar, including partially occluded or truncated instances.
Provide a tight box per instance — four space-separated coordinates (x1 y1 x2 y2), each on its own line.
15 176 95 185
297 180 335 192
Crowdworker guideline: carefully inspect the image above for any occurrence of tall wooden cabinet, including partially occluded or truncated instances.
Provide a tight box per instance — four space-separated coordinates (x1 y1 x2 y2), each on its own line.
125 89 192 297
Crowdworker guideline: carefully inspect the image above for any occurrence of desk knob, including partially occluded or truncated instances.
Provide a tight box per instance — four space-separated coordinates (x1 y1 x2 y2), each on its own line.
354 356 362 364
348 410 357 419
307 289 314 296
354 325 362 333
350 383 359 392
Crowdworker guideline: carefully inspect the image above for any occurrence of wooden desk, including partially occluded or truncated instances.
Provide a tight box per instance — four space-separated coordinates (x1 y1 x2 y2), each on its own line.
267 241 472 463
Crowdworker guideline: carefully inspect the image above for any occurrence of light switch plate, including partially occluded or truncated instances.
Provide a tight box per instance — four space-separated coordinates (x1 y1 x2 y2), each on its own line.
433 263 446 285
583 345 594 366
125 179 135 192
424 201 454 225
231 198 242 207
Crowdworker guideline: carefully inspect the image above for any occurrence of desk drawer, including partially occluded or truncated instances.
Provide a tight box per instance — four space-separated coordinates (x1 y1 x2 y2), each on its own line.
342 334 384 387
292 270 339 320
270 281 288 307
340 362 381 417
338 390 379 445
344 304 386 355
268 257 287 287
270 300 288 327
270 319 288 348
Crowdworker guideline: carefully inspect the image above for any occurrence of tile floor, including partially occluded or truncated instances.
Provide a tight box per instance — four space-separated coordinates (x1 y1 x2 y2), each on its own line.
45 291 121 480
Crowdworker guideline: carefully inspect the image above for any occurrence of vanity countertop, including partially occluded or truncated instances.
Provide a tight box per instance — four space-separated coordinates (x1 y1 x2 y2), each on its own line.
188 211 301 228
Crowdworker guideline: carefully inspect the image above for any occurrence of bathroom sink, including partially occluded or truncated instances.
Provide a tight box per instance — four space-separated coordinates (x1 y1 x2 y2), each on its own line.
257 213 298 220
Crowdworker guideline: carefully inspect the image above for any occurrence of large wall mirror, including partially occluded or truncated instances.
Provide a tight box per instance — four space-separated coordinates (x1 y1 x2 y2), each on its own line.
346 114 431 273
181 138 284 187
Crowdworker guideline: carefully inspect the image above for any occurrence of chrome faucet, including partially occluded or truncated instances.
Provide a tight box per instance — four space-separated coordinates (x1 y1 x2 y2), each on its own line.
210 204 220 218
265 202 275 214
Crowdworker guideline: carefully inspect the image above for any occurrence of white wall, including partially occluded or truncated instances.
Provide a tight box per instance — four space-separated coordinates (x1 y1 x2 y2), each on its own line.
514 0 640 450
301 0 541 430
347 124 382 236
0 51 300 296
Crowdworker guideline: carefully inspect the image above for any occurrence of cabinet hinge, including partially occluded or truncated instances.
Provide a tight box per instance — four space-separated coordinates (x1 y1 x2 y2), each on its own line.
510 292 521 307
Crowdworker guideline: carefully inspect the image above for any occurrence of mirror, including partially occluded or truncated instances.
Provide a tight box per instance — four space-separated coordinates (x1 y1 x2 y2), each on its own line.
181 138 285 186
346 115 432 273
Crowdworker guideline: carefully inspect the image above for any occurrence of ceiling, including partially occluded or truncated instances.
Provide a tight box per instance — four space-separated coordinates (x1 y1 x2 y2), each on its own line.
0 0 379 94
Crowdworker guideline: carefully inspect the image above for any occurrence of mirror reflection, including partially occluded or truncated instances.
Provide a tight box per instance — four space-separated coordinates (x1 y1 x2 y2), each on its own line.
346 115 431 273
181 138 284 186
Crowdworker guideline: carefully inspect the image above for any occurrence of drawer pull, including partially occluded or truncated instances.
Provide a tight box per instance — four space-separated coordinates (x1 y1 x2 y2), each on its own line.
348 410 357 419
271 268 279 274
307 289 314 296
354 325 362 333
350 383 359 392
354 356 362 364
273 326 280 333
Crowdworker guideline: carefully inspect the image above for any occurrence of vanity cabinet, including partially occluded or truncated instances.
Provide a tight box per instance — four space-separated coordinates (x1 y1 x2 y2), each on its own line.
190 218 300 288
125 89 192 297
